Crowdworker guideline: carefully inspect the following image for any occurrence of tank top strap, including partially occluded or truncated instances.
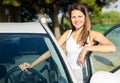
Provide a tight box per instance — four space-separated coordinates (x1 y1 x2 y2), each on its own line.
66 30 72 39
85 36 90 46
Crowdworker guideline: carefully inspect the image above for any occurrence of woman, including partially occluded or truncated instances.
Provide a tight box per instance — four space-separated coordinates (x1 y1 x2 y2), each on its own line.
19 3 116 83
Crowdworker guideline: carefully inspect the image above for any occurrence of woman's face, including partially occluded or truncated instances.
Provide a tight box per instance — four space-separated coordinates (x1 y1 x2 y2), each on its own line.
71 9 85 30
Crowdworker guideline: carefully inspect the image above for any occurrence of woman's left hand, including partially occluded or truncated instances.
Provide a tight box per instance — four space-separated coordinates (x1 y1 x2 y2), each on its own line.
78 55 85 65
77 46 88 64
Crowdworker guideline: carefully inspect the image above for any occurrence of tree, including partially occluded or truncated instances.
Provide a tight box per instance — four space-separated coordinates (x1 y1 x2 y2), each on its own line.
0 0 118 38
0 0 21 22
80 0 118 24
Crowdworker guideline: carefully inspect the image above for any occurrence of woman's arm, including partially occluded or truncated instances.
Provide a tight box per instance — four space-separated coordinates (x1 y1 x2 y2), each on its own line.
87 31 116 52
19 30 71 70
78 31 116 64
30 51 50 67
57 30 71 46
19 51 50 71
31 30 71 67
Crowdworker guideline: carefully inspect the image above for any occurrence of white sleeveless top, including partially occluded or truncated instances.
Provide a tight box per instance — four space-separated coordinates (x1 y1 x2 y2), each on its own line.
66 30 90 70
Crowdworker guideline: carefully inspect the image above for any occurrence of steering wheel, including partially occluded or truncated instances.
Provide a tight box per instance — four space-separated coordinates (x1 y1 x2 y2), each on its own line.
5 66 47 83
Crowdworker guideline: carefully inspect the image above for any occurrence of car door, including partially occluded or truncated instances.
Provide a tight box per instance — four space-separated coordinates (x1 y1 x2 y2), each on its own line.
85 24 120 81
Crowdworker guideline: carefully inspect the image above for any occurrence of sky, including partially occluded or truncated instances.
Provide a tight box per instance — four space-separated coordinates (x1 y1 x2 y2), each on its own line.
102 0 120 12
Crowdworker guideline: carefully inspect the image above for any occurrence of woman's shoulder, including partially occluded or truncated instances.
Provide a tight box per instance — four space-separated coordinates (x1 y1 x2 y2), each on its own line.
89 30 103 36
65 29 72 33
89 30 104 42
60 29 72 39
63 29 72 35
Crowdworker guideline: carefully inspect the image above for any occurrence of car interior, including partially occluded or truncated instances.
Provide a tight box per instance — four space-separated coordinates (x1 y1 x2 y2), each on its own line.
0 34 63 83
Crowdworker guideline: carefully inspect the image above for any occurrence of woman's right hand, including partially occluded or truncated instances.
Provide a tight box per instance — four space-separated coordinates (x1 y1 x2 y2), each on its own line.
19 62 32 71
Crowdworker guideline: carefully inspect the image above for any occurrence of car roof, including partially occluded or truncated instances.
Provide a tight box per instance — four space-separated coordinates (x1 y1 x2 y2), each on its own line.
0 22 47 33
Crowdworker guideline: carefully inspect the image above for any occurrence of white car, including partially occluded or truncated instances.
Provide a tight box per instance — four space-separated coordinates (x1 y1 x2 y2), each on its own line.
0 22 77 83
0 22 120 83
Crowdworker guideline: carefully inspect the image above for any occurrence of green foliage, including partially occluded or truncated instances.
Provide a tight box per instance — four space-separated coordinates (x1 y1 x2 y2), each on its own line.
91 16 102 25
91 11 120 33
80 0 101 16
46 0 53 3
101 11 120 24
91 10 120 25
81 0 96 5
63 17 71 27
2 0 21 7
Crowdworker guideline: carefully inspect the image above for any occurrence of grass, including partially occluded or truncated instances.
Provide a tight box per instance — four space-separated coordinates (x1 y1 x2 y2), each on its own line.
91 24 115 34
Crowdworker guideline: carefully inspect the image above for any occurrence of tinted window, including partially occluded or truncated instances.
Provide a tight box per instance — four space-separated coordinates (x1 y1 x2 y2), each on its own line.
0 34 68 83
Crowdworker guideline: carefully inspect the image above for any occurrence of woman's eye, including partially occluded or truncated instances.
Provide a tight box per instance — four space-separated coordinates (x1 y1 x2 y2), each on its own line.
71 16 76 18
78 16 82 18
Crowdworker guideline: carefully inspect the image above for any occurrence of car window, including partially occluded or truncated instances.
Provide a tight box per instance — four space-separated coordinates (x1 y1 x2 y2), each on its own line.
89 24 120 74
0 34 69 83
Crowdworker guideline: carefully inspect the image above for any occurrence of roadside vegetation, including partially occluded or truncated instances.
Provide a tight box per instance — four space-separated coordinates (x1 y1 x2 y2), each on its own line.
91 10 120 33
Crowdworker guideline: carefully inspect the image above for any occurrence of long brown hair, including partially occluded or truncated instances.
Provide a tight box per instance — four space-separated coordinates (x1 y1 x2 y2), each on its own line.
69 3 91 46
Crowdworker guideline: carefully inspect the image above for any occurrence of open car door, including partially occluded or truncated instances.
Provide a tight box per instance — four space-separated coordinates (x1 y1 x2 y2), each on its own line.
85 24 120 82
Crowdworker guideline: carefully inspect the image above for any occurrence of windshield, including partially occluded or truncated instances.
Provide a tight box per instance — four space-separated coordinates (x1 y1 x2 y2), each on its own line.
0 34 69 83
